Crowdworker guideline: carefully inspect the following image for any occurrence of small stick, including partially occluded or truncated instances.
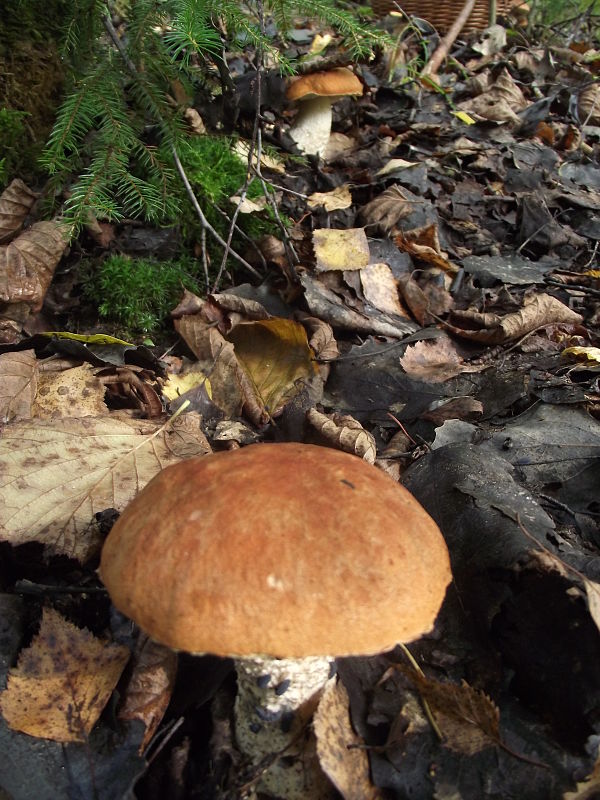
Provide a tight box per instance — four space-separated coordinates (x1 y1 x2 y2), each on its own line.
421 0 478 76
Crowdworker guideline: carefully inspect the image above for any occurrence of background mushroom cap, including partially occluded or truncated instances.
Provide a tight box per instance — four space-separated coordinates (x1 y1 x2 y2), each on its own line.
286 67 363 102
100 443 451 658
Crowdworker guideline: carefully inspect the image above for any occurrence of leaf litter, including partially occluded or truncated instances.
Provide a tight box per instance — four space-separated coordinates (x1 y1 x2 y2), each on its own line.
0 6 600 800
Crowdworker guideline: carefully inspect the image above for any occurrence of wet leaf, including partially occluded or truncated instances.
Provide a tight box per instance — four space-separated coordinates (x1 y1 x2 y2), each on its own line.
0 349 37 422
227 317 317 418
314 678 381 800
0 414 211 560
0 608 129 743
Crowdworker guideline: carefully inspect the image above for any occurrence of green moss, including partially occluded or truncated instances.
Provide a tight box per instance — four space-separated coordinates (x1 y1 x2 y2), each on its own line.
83 254 200 333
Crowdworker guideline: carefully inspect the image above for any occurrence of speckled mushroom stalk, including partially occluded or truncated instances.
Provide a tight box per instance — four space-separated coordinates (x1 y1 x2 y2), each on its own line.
235 655 334 798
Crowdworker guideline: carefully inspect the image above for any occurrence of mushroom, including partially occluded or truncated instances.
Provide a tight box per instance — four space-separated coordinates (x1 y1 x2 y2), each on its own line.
286 67 363 155
100 442 451 798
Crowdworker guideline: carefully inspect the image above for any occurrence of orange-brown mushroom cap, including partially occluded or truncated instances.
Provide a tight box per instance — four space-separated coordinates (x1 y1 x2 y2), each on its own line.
286 67 363 102
100 443 451 658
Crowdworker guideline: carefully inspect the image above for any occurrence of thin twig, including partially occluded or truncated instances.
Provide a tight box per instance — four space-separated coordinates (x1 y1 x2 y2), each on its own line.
421 0 478 76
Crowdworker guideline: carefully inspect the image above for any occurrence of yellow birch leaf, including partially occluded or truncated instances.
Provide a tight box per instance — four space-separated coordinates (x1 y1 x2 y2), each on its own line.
0 608 130 742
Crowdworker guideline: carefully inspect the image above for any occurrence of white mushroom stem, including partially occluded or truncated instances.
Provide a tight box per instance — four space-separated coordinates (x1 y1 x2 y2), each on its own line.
234 655 334 798
288 97 335 156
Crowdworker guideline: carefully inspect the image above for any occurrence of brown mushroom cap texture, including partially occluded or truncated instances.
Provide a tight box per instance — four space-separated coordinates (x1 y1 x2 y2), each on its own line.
100 443 451 658
286 67 363 102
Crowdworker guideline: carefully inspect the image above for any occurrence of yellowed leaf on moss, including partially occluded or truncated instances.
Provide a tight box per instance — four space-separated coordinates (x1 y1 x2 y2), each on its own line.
314 678 380 800
0 608 129 743
227 318 317 417
0 349 38 422
0 414 211 560
313 227 370 272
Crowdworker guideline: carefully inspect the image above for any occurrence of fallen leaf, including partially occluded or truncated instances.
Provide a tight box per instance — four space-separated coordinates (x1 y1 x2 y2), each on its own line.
448 293 583 344
360 263 410 318
584 579 600 634
162 367 213 401
0 179 39 244
118 636 178 753
562 346 600 365
307 185 353 211
313 228 370 272
0 608 129 743
400 336 480 382
394 225 458 274
0 220 68 310
0 414 211 560
420 396 484 424
375 158 419 178
0 349 38 422
314 678 380 800
306 408 377 463
563 754 600 799
227 318 317 418
32 364 107 419
356 184 421 234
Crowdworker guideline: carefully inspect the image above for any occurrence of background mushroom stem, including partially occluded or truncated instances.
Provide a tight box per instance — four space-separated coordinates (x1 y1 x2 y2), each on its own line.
288 97 334 155
234 655 334 798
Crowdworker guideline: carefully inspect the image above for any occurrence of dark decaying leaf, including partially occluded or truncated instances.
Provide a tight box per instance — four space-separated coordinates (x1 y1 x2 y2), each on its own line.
0 180 39 244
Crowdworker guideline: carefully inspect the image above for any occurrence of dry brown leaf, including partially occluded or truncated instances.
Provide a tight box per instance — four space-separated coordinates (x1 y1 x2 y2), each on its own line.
356 184 419 234
298 314 340 363
448 293 583 344
421 396 484 424
400 336 480 383
306 409 376 463
0 220 68 310
0 608 129 743
402 666 500 755
397 273 430 325
307 185 353 211
361 263 410 318
227 318 317 419
0 349 38 422
313 228 370 272
0 414 211 560
458 68 528 124
579 84 600 125
394 225 458 274
118 635 178 753
32 364 107 419
0 179 39 244
314 678 380 800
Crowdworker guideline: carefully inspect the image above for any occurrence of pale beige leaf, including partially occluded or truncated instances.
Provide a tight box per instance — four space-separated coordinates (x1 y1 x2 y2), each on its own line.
563 755 600 799
314 678 381 800
307 185 353 211
584 579 600 634
360 263 409 318
313 228 370 272
306 409 376 463
0 179 39 244
579 84 600 125
0 415 211 560
0 349 38 422
0 220 68 310
375 158 419 178
400 336 481 383
32 364 107 419
0 608 129 743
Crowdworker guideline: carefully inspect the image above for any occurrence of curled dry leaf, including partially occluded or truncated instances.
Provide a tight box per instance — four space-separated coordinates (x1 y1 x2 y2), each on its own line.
306 408 376 463
0 414 211 561
32 364 107 419
0 608 129 743
0 349 38 422
394 225 458 274
297 313 340 363
118 635 178 753
0 220 68 311
314 678 381 800
313 228 370 272
0 179 39 244
448 293 583 344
